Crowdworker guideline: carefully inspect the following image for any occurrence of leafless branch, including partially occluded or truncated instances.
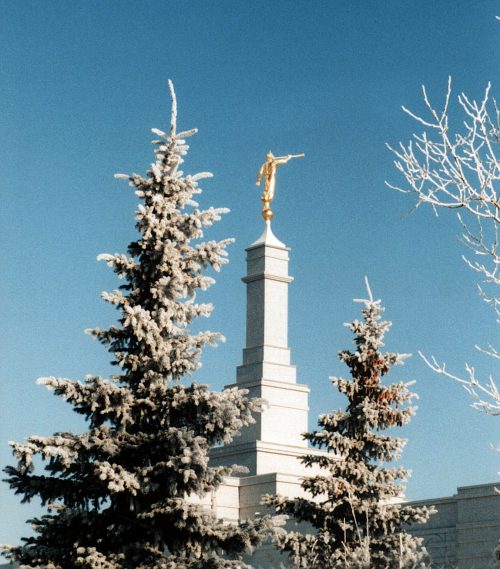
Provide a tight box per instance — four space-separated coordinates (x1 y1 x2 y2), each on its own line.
389 78 500 415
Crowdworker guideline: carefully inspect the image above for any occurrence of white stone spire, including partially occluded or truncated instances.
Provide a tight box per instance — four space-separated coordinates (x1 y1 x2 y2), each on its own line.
206 215 327 568
249 219 286 248
211 220 310 476
239 221 294 385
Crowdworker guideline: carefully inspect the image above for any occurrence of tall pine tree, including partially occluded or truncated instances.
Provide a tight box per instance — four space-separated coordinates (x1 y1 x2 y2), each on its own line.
265 280 433 569
3 82 270 569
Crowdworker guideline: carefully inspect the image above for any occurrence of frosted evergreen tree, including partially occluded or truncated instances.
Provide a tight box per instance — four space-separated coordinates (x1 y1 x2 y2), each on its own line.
265 280 433 569
3 82 271 569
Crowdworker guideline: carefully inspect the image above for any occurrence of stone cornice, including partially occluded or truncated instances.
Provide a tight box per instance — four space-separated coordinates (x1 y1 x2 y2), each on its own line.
226 378 309 394
242 272 294 284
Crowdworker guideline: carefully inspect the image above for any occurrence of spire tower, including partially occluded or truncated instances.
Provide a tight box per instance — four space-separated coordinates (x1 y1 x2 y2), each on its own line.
208 157 327 567
211 216 310 476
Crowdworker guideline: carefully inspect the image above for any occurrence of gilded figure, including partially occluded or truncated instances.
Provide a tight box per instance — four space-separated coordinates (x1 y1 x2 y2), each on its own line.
256 151 304 220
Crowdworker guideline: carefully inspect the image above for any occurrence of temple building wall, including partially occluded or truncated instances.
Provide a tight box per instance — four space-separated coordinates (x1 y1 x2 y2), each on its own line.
408 482 500 569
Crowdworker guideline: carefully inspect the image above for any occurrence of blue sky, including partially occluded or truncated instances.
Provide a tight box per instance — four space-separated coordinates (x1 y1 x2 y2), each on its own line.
1 0 500 551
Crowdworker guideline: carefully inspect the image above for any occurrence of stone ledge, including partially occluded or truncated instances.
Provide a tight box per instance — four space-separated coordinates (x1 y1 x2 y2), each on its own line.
227 378 309 394
242 272 294 284
210 439 333 460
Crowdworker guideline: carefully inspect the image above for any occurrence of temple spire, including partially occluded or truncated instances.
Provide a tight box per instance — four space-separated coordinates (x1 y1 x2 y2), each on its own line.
210 161 309 476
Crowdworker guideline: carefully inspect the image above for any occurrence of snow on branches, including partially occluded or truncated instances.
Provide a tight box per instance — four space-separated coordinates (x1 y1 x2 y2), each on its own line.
3 82 271 569
388 78 500 414
264 280 433 569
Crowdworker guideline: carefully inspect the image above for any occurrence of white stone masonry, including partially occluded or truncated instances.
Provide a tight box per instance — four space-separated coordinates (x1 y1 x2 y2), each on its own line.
207 221 328 568
210 221 310 476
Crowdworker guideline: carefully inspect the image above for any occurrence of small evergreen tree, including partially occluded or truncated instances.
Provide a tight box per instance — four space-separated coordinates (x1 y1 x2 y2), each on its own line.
265 280 433 569
3 82 270 569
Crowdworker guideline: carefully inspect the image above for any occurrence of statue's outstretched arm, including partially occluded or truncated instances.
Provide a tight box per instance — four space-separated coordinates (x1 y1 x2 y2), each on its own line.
274 155 291 165
276 154 304 164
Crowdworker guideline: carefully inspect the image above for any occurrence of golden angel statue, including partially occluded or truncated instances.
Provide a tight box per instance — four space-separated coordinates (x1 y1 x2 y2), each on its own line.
256 151 304 220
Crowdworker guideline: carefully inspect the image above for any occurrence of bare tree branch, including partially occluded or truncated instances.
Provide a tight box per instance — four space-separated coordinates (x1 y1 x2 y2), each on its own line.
388 78 500 415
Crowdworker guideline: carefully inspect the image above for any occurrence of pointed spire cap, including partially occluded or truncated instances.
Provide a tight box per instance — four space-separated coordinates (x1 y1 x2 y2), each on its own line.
249 220 287 249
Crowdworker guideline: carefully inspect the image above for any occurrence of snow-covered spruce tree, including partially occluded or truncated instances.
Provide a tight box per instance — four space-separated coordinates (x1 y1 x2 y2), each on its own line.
3 82 271 569
265 281 433 569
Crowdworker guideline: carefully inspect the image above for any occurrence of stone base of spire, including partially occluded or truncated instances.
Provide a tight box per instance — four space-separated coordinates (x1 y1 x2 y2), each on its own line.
210 439 315 477
222 377 309 449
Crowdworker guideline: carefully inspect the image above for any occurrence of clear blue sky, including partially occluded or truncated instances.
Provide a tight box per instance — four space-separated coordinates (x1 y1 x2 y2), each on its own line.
1 0 500 551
